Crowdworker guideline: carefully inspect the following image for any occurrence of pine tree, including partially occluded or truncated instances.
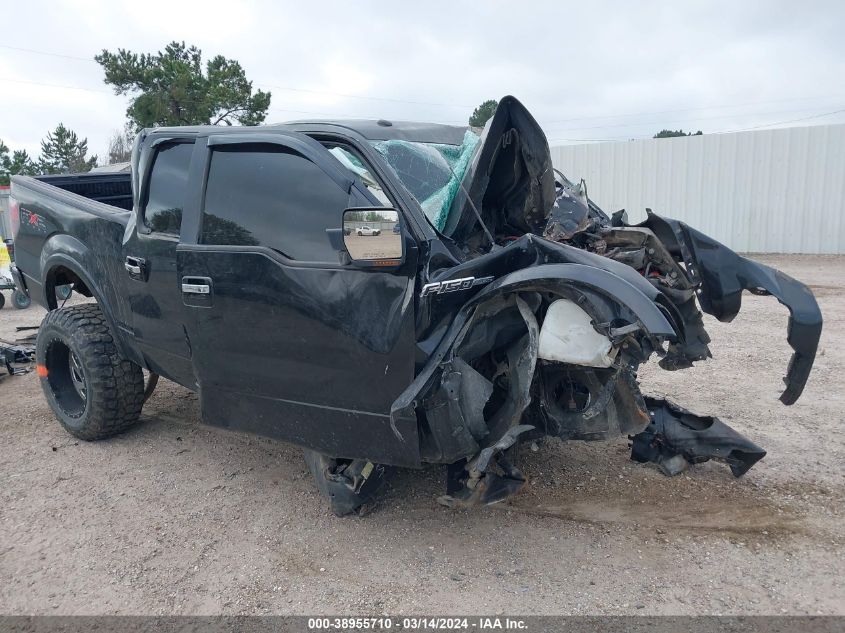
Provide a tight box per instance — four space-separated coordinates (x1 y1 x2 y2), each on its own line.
38 124 98 174
469 99 499 127
96 41 271 128
1 139 38 184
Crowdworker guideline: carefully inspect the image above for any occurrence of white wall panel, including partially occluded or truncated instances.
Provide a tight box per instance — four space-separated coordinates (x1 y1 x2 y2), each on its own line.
550 124 845 253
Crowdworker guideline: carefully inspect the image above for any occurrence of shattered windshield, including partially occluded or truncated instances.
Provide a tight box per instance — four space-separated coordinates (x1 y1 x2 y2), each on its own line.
370 130 479 231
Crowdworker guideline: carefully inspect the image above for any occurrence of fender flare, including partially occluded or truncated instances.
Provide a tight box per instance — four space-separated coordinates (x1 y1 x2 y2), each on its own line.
40 234 133 360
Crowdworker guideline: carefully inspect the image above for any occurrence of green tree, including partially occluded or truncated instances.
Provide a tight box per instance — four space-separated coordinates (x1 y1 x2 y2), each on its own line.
1 139 39 185
38 124 98 174
653 129 703 138
201 213 260 246
95 41 272 128
7 150 38 176
469 99 498 128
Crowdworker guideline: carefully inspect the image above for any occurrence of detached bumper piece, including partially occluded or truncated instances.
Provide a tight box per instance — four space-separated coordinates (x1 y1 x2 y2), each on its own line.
630 397 766 477
304 450 392 516
438 424 534 508
0 341 34 377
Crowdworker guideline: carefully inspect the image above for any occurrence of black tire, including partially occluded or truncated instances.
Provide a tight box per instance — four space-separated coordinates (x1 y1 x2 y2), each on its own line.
36 304 145 440
12 289 31 309
55 284 73 301
0 292 5 309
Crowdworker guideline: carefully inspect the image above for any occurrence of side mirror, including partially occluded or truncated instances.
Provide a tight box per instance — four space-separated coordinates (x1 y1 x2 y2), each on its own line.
342 207 403 265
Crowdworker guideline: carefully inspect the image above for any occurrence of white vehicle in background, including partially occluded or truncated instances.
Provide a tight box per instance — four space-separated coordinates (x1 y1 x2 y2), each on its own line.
357 225 380 236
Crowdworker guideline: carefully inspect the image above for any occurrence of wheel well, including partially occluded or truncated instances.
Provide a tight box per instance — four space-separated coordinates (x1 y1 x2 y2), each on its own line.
43 264 138 365
45 265 92 309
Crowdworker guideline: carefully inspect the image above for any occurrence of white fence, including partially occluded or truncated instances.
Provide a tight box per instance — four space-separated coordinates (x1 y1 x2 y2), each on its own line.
550 124 845 254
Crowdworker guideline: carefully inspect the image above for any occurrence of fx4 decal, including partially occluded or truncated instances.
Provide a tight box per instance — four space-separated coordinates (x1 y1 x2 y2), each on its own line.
20 208 48 233
420 276 494 298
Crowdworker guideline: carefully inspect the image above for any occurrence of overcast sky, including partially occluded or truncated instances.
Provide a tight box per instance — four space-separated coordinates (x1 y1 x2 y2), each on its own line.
1 0 843 162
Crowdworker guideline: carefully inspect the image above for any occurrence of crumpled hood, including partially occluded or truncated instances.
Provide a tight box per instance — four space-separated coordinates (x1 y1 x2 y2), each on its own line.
443 95 557 246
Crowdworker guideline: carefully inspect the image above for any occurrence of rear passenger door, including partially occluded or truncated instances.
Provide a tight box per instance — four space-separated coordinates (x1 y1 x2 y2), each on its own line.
177 133 419 466
123 138 197 387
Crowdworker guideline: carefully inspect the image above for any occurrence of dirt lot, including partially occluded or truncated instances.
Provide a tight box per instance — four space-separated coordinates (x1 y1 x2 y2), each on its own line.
0 254 843 616
344 231 402 260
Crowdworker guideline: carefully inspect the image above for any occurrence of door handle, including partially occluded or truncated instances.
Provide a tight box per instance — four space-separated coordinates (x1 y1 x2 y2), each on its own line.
124 256 146 279
181 276 213 307
181 282 210 294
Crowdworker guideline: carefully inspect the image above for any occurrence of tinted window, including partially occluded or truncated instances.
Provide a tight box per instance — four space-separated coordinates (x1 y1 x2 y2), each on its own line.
201 146 349 262
144 142 194 235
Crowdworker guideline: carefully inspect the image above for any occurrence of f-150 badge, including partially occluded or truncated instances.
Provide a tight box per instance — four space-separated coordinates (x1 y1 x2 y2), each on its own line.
420 276 494 298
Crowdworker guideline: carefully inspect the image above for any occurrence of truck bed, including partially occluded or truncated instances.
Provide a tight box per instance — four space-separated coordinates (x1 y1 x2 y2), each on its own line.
10 175 132 320
35 172 132 211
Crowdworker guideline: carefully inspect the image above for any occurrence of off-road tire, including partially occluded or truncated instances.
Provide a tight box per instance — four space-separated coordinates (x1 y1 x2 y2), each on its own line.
36 304 145 440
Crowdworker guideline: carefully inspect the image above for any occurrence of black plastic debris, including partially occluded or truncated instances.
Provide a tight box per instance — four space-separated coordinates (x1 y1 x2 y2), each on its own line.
630 397 766 477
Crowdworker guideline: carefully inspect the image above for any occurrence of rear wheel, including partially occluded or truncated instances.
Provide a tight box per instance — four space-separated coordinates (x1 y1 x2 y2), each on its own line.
0 292 5 309
36 304 145 440
12 289 31 309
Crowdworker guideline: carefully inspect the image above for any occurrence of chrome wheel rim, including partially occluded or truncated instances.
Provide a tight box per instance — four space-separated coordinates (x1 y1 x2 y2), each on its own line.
69 352 87 401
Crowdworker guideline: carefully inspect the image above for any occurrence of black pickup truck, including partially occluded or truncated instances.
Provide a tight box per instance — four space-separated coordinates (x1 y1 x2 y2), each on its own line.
10 96 822 514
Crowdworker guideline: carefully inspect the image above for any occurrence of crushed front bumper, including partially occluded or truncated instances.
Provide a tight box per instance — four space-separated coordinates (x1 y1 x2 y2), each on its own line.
640 212 823 404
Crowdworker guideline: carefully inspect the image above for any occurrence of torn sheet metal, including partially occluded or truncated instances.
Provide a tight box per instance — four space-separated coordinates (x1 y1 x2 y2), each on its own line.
630 397 766 477
543 177 592 242
443 96 557 246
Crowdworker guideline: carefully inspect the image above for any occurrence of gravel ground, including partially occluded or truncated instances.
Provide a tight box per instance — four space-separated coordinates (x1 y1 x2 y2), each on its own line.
0 254 842 616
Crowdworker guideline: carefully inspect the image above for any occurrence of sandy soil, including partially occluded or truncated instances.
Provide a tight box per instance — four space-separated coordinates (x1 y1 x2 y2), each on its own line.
0 254 842 615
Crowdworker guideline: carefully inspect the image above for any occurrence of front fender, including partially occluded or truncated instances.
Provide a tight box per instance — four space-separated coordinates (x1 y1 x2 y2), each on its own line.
392 262 678 437
472 263 678 338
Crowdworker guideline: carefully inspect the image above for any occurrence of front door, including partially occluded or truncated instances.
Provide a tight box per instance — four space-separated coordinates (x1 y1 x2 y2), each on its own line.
177 133 419 466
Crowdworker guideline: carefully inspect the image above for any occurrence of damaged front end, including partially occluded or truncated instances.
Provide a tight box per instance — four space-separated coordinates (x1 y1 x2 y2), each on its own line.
392 243 683 505
384 95 821 509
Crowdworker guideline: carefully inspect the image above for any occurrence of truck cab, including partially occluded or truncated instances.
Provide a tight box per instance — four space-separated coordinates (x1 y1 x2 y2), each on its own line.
115 122 446 464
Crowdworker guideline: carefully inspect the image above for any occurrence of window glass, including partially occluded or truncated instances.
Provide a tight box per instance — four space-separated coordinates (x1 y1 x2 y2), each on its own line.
369 130 479 232
144 142 194 234
328 146 391 206
201 145 349 262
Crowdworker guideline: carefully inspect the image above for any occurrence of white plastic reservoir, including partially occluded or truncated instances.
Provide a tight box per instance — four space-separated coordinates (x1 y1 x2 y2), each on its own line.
537 299 615 367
